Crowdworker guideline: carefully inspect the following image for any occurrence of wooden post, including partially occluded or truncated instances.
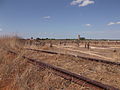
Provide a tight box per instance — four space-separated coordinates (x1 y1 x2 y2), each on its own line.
87 42 90 49
85 42 87 48
50 43 52 47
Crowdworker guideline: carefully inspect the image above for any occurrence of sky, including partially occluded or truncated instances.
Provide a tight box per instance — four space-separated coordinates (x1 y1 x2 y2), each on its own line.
0 0 120 39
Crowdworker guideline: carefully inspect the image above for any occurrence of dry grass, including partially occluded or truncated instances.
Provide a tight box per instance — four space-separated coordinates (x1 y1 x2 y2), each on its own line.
1 37 120 89
25 46 120 89
0 36 88 90
0 36 25 51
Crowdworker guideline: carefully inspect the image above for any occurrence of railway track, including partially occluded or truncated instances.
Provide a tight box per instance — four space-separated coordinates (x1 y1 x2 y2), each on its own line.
8 50 119 90
26 48 120 66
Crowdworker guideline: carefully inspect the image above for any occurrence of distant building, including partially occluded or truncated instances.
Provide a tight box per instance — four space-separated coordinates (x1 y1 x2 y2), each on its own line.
78 35 80 40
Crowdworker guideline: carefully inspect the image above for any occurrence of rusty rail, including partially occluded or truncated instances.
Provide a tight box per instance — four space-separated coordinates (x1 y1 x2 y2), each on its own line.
26 48 120 66
23 56 119 90
8 50 119 90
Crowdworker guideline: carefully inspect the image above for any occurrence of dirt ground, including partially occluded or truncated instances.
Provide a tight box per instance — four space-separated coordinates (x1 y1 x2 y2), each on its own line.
0 38 94 90
24 44 120 89
52 44 120 62
1 38 120 90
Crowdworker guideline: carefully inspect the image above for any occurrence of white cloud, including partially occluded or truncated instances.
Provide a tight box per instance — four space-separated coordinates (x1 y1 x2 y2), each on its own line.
107 22 115 26
71 0 83 5
79 0 94 7
43 16 51 19
116 22 120 24
108 21 120 26
0 28 2 31
85 24 92 26
70 0 95 7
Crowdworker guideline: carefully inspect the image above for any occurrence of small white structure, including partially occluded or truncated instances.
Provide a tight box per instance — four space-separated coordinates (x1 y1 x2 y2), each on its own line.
78 35 80 40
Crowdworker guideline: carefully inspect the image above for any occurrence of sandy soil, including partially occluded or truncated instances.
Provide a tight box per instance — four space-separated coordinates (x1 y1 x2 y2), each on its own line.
51 45 120 62
1 37 120 90
23 47 120 89
0 48 92 90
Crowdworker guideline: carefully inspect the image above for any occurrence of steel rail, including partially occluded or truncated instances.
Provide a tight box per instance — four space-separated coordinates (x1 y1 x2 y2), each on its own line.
8 50 119 90
23 56 119 90
26 48 120 66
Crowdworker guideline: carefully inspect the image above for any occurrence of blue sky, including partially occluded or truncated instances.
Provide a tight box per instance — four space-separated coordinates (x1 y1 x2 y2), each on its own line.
0 0 120 39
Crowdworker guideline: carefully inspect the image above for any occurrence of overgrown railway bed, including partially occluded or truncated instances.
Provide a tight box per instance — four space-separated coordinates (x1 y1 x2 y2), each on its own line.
8 50 119 90
22 48 120 89
25 48 120 66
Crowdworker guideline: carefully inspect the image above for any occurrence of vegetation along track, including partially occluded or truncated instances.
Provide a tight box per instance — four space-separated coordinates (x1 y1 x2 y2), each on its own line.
8 50 119 90
26 48 120 66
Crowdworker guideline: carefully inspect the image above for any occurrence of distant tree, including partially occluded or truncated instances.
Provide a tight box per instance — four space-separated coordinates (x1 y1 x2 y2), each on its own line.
31 37 33 39
80 37 85 40
45 38 49 40
36 38 41 40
